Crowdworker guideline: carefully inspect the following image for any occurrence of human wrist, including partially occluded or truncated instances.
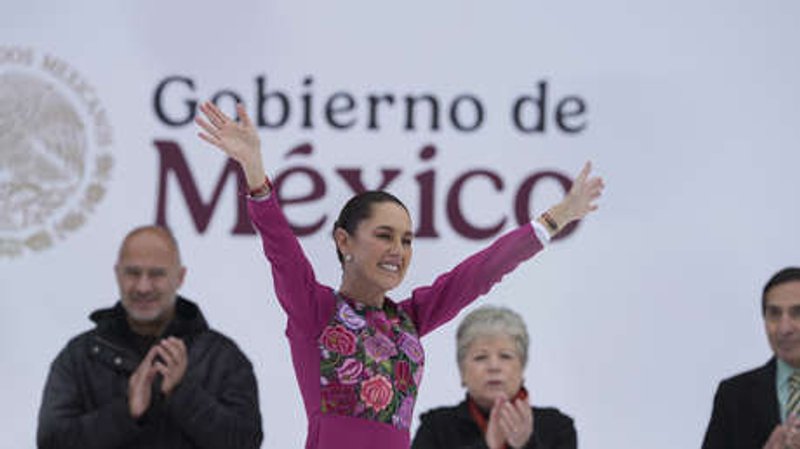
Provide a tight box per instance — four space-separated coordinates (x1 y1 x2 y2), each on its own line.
537 202 578 237
485 439 502 449
248 176 272 198
536 207 560 237
548 203 572 229
240 157 266 188
127 395 146 420
245 167 267 189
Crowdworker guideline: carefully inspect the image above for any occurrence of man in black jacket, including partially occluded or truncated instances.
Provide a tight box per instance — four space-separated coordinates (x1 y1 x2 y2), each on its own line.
37 225 263 449
703 267 800 449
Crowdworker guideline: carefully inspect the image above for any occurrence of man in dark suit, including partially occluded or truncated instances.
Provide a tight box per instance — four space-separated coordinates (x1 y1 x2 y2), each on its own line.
703 268 800 449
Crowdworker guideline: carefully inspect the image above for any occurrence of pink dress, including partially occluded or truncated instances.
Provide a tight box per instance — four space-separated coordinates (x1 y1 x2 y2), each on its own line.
248 195 544 449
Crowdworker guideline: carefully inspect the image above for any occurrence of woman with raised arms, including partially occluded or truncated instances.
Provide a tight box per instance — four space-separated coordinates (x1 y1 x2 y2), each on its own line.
196 102 603 449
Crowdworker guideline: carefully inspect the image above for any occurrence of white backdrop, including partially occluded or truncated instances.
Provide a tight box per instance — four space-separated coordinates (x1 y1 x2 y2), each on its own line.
3 1 800 448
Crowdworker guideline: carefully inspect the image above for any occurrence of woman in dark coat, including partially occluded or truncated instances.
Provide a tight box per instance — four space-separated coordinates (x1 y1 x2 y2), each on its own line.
412 306 576 449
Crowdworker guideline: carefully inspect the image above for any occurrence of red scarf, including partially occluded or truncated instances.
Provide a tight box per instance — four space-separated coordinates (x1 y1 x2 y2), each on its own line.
467 387 529 449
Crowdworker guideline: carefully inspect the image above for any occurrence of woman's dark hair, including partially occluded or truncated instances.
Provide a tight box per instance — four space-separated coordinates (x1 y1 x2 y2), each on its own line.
332 191 408 264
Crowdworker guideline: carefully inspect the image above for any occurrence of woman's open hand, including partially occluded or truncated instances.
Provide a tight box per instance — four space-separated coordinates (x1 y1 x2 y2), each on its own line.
196 101 266 189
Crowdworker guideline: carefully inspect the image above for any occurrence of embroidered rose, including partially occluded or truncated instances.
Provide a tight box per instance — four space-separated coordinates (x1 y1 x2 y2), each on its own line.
392 395 415 429
321 384 358 415
336 358 364 385
366 310 393 337
360 374 393 413
364 332 397 363
399 331 424 364
338 302 366 330
320 325 357 356
395 360 412 393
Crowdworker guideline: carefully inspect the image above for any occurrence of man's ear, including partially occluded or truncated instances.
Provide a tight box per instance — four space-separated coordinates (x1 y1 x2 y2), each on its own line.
177 266 187 288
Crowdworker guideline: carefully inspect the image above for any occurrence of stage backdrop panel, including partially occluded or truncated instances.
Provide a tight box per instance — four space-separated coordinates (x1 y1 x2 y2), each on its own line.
3 1 800 448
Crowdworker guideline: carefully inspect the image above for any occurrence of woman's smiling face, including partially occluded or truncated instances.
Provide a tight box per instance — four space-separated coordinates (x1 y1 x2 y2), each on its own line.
339 201 413 301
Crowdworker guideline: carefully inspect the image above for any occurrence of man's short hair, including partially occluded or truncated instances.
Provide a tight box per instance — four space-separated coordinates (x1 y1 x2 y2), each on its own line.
762 267 800 314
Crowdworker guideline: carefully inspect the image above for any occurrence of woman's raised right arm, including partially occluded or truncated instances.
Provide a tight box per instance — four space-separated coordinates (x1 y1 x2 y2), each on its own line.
196 102 332 334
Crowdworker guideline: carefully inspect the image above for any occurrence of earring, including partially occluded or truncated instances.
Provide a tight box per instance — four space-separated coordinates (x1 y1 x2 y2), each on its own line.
344 254 353 263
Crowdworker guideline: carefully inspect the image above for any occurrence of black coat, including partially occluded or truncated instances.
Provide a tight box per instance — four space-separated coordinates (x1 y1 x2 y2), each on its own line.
37 297 263 449
702 358 781 449
412 399 576 449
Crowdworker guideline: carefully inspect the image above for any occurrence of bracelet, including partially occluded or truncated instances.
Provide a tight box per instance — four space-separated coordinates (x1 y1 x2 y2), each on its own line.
248 176 273 198
540 210 559 233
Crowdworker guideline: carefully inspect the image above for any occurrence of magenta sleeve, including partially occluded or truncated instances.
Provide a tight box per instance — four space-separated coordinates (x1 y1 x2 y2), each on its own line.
401 223 544 337
247 195 335 337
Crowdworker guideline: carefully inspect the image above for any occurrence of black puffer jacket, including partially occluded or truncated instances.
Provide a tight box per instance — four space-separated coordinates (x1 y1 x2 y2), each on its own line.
37 297 263 449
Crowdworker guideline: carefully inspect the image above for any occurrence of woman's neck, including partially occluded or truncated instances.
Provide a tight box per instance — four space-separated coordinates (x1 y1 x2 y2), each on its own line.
338 279 385 308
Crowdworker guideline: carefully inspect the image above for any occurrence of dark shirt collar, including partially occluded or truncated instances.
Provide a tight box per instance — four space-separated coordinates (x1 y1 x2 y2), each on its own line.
90 296 208 353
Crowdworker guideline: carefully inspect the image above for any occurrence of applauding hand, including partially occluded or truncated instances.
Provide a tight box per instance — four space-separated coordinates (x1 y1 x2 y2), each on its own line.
485 397 534 449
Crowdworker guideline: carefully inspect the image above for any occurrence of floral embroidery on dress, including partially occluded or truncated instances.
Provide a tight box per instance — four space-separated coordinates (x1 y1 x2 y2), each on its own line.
319 294 424 429
320 325 357 356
